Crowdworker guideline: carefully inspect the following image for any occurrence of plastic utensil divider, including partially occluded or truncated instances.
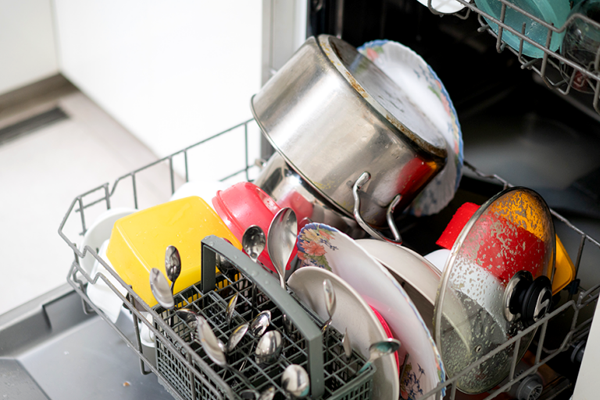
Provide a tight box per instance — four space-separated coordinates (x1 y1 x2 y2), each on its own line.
201 235 325 399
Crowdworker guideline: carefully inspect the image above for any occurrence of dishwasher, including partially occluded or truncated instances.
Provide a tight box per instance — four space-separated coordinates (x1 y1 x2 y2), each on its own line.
2 1 599 399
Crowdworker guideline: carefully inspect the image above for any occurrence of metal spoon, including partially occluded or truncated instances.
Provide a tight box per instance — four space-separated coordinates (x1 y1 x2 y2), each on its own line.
342 328 352 361
243 226 266 314
226 323 249 353
267 208 297 289
176 308 200 341
165 245 181 295
267 208 297 333
321 279 336 336
196 316 258 396
150 267 175 309
239 310 272 371
226 293 239 329
357 338 401 374
255 330 283 365
281 364 310 399
258 386 276 400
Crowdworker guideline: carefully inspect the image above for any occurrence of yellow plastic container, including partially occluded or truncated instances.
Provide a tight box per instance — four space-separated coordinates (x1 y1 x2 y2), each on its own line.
553 235 576 294
106 196 241 307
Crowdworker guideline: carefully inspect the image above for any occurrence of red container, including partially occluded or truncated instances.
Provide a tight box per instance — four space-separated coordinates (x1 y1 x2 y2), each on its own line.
213 182 297 273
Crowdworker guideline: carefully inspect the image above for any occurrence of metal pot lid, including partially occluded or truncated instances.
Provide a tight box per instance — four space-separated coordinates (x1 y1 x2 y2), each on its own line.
318 35 447 159
433 187 556 394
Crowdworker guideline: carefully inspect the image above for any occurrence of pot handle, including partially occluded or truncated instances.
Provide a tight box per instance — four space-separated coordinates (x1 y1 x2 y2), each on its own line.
352 172 403 245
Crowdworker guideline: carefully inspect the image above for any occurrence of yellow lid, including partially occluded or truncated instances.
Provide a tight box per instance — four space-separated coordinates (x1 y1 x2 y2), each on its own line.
106 196 241 307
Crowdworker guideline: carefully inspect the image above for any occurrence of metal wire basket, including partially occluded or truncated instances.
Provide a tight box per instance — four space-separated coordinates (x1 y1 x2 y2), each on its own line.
59 119 600 399
424 0 600 115
152 236 374 400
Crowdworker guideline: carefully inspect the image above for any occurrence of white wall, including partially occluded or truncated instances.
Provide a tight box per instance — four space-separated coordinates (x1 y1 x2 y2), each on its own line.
53 0 263 178
0 0 58 95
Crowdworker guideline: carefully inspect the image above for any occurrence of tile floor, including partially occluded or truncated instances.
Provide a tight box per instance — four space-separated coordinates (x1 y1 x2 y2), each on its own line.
0 88 171 316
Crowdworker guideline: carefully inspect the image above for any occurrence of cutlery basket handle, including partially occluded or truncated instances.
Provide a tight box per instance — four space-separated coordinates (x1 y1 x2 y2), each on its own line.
200 235 325 399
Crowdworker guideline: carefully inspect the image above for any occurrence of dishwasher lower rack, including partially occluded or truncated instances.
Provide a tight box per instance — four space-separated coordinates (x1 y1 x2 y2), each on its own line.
59 119 600 399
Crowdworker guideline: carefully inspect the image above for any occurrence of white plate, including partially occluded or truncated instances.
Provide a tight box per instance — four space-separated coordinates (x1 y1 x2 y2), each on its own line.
170 179 229 208
414 0 466 14
288 267 398 400
358 40 463 216
356 240 441 307
80 207 137 275
297 223 446 400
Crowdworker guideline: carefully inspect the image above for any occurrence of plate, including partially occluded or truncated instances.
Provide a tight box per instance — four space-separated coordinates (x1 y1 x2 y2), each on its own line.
358 40 463 216
288 267 398 400
415 0 466 14
80 207 137 275
297 223 446 400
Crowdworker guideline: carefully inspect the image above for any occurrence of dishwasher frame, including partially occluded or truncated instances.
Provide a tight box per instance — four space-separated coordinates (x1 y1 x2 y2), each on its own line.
58 118 600 400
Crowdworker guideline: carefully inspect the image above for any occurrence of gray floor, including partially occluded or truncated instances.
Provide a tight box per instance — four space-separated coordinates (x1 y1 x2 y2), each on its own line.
0 84 169 316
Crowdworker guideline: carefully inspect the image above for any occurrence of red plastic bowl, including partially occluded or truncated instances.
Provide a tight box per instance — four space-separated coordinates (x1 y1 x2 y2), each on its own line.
213 182 297 273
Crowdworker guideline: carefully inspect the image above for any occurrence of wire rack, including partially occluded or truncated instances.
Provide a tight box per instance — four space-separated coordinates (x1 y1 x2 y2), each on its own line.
424 0 600 115
59 119 600 399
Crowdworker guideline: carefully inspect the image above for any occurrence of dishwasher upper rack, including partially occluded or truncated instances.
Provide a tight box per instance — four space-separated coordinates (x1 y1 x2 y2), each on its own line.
58 118 600 399
423 0 600 116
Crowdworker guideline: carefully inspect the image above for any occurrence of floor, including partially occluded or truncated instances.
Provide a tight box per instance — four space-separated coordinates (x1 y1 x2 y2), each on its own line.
0 77 170 316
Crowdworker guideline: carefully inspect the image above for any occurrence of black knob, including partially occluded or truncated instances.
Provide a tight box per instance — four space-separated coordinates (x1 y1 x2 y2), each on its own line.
520 275 552 328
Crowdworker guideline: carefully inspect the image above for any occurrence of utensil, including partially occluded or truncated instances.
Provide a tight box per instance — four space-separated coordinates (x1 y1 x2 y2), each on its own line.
297 223 445 399
254 330 283 365
342 328 352 361
281 364 310 399
196 316 259 396
226 293 239 329
251 35 447 228
165 245 181 295
176 308 200 341
321 279 336 335
358 339 401 374
288 266 398 400
149 268 174 310
239 311 272 371
242 225 266 314
258 386 276 400
267 207 297 289
226 323 249 353
268 207 297 334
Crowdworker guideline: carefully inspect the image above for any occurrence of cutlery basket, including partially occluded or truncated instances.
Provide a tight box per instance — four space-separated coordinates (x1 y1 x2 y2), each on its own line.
152 235 374 400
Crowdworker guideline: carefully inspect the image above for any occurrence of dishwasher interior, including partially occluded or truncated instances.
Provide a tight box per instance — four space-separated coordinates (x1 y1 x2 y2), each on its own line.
3 1 600 400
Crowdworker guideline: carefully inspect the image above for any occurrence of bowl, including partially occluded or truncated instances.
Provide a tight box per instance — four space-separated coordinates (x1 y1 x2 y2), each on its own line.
475 0 570 58
212 181 297 273
106 196 242 307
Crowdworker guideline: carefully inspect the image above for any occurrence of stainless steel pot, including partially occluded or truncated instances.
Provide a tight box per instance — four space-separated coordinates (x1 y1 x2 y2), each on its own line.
251 35 448 236
254 152 366 239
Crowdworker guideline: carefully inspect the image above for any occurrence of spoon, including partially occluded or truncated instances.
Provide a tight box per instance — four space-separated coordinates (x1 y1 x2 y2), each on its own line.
240 386 275 400
267 208 297 289
267 208 297 333
281 364 310 399
165 245 181 295
176 308 200 340
226 323 249 353
150 268 175 310
239 310 272 371
357 338 401 374
255 330 283 365
342 328 352 361
196 316 259 395
321 279 336 336
242 225 266 314
226 293 239 329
